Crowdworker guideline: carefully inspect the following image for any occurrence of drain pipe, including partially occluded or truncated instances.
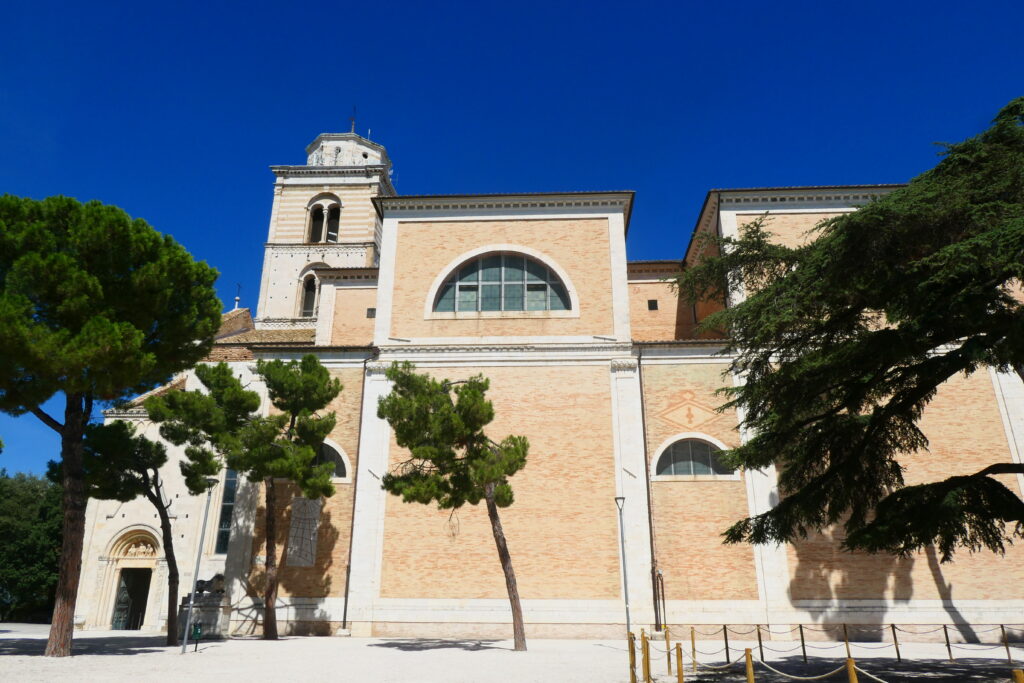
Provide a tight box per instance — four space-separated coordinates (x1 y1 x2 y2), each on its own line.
636 346 662 631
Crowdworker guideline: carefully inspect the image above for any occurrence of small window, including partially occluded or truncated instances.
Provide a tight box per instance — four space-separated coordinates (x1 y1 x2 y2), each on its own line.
301 276 317 317
433 253 570 313
647 299 659 311
366 307 376 318
314 443 346 478
655 439 734 477
325 206 340 242
214 469 238 554
309 207 325 243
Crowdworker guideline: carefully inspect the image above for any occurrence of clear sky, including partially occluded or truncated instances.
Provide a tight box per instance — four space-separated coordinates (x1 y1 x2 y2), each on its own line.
2 0 1022 474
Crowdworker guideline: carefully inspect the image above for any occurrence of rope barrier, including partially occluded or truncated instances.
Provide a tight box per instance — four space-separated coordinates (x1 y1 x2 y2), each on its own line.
849 642 896 650
693 645 727 656
728 626 758 635
894 625 946 634
755 659 849 681
763 643 805 653
693 627 725 636
951 643 1008 651
854 666 892 683
804 642 847 650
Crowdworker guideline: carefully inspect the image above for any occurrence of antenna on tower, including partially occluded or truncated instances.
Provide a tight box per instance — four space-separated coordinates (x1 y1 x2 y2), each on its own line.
234 283 242 310
350 106 356 133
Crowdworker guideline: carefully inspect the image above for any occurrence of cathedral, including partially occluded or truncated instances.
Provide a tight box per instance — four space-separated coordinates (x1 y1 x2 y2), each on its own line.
74 131 1024 638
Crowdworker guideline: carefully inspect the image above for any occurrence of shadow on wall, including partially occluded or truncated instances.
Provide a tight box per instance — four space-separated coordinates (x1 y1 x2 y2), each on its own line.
789 526 979 642
226 485 340 637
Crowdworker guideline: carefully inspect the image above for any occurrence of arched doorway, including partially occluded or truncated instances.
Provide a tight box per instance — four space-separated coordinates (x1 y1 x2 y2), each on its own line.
106 531 160 630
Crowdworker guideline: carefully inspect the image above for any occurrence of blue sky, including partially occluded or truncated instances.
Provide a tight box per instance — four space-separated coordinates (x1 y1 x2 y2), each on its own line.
2 0 1022 474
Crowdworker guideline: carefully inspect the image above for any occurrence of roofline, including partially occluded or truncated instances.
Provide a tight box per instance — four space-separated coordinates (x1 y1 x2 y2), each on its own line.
711 183 906 193
303 131 389 157
372 190 635 234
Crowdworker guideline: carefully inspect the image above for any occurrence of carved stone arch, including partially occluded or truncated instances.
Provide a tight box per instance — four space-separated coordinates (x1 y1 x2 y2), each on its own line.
103 525 161 559
95 526 163 631
423 244 581 319
306 192 342 209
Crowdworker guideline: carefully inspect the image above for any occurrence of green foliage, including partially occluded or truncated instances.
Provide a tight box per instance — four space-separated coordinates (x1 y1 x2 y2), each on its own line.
0 470 62 621
673 97 1024 561
0 195 222 411
377 362 528 509
229 355 341 499
146 363 260 492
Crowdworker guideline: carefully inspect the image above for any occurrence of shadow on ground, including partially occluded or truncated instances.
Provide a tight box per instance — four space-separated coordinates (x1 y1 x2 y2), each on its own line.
0 634 213 657
687 656 1020 682
369 639 506 652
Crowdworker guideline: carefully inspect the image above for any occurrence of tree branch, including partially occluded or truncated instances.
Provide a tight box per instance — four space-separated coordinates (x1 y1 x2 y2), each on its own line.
975 463 1024 477
30 407 64 434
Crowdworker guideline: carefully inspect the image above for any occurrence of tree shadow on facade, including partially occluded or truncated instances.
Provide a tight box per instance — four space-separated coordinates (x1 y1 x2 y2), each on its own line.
227 490 340 637
788 526 914 641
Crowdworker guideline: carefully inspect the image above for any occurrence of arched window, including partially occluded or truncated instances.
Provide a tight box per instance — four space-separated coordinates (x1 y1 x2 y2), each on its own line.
434 253 571 313
655 439 734 476
325 206 340 242
300 276 317 317
309 206 325 242
314 442 346 478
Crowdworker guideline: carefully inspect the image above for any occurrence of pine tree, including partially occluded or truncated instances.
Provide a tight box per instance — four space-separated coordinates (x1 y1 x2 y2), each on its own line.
377 362 529 651
673 97 1024 560
230 355 339 639
74 420 220 646
0 195 221 656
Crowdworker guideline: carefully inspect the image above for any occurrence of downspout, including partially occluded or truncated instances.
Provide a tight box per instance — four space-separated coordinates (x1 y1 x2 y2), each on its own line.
341 348 377 630
636 345 662 631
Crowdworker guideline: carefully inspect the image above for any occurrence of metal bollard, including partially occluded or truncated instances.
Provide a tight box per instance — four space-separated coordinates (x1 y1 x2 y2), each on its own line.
724 625 731 663
943 624 953 661
799 623 807 663
628 632 637 683
890 623 901 662
1004 625 1014 664
675 642 684 683
690 626 697 673
756 624 764 661
665 626 672 675
641 629 651 683
845 657 858 683
744 647 755 683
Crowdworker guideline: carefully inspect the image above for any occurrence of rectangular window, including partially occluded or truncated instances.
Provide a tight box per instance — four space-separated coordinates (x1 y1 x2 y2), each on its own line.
214 469 238 554
480 284 501 311
648 299 659 311
503 284 524 310
366 307 376 318
457 285 478 311
526 283 547 311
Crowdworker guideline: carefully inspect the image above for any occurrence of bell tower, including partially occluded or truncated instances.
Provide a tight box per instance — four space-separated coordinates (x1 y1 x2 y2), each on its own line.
255 131 394 325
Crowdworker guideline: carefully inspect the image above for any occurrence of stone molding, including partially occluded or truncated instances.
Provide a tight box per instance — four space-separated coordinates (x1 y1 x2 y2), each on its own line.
610 358 639 372
376 193 631 217
254 318 317 330
379 342 633 355
719 187 896 206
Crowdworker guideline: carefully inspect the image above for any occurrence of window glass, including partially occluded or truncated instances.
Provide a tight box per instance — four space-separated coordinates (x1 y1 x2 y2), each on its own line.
434 253 571 314
314 443 346 478
481 255 502 282
655 439 733 477
481 285 501 311
215 469 238 554
436 284 455 312
503 284 524 310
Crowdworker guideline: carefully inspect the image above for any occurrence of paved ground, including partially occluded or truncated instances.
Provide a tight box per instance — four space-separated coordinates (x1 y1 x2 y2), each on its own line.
1 623 1023 682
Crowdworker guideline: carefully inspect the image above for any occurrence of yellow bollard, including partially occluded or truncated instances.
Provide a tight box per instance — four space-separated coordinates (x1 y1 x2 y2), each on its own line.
845 657 858 683
665 626 672 675
690 626 697 673
627 632 637 683
676 642 684 683
1010 669 1024 683
744 647 755 683
641 629 651 683
843 623 851 659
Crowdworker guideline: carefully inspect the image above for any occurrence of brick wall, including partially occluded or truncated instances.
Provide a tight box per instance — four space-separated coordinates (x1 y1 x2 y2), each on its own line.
331 287 378 345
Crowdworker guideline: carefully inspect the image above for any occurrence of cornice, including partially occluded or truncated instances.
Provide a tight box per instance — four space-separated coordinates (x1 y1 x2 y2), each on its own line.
254 318 317 330
378 342 634 355
264 242 372 253
719 187 896 207
373 192 633 221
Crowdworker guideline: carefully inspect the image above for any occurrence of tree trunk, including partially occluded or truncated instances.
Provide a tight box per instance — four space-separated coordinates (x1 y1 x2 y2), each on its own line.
147 483 179 647
263 477 279 640
484 483 526 651
44 395 89 657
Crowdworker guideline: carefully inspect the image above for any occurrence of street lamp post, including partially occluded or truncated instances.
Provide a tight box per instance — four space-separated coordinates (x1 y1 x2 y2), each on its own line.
614 496 631 633
181 478 219 654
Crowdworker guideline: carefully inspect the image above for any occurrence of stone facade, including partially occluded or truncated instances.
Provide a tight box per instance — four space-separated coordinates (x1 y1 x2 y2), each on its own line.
76 135 1024 638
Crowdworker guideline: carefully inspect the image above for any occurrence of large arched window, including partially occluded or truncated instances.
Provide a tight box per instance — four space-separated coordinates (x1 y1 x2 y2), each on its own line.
434 253 570 313
306 195 341 243
300 275 317 317
655 438 735 477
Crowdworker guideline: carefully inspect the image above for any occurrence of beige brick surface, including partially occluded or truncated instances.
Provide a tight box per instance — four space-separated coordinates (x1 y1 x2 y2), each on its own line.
389 219 614 338
331 287 378 346
379 364 621 600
